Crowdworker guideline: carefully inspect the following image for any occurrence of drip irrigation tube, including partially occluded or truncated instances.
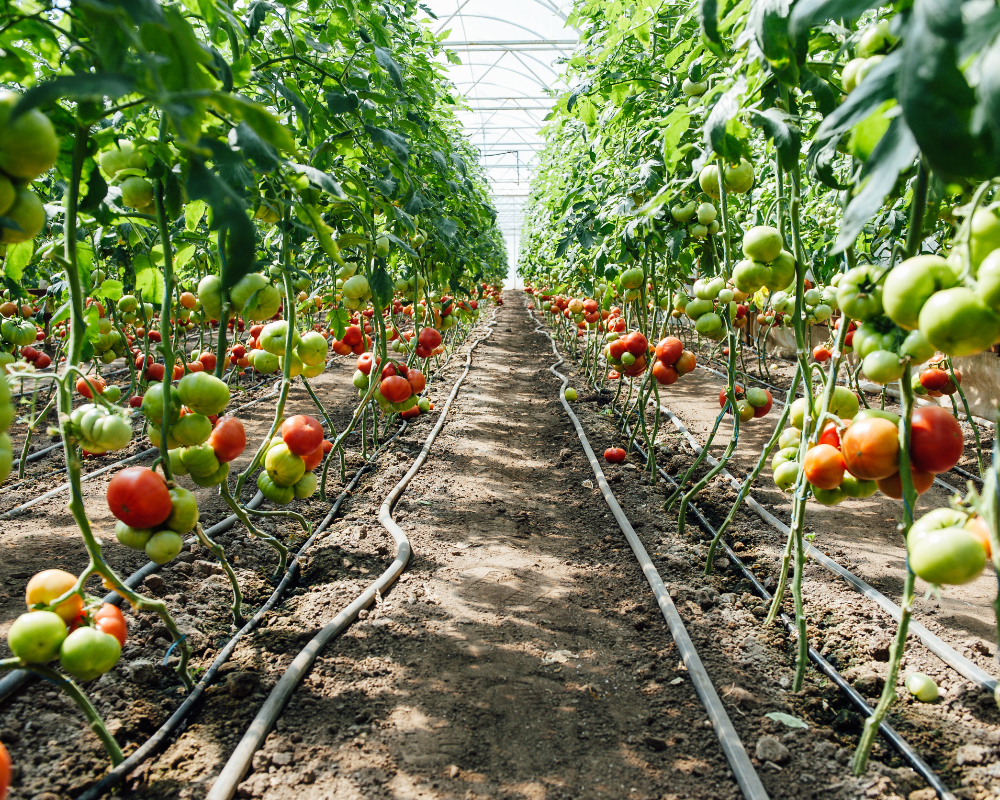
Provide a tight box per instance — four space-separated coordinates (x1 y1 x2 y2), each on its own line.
204 310 498 800
531 312 771 800
614 417 958 800
655 404 999 695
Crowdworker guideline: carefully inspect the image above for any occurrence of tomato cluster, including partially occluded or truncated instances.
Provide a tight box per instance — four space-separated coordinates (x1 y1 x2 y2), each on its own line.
0 93 57 246
108 467 198 564
718 384 773 422
257 414 329 504
6 569 126 682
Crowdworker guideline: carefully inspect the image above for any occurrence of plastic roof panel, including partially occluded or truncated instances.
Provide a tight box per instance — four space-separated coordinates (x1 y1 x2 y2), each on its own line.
422 0 576 280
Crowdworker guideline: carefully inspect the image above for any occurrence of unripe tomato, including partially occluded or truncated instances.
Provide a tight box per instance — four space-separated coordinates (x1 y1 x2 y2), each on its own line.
93 603 127 646
59 626 121 681
145 530 183 564
7 611 66 663
258 471 294 504
281 415 324 456
106 466 172 528
25 569 83 623
265 443 306 487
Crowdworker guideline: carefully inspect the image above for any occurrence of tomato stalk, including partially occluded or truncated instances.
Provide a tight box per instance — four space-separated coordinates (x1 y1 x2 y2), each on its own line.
17 395 54 479
852 371 919 775
193 522 244 624
153 176 176 482
219 480 288 575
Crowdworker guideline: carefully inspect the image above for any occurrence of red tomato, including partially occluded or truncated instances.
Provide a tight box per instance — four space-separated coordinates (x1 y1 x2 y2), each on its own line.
248 324 264 339
301 443 325 471
418 327 442 350
623 331 648 357
93 603 127 646
607 370 621 380
34 353 51 369
0 740 9 800
357 352 376 375
146 363 166 382
655 337 683 366
401 406 421 419
76 375 107 399
939 369 961 395
148 330 162 343
623 356 647 376
804 444 846 490
342 325 363 346
208 417 247 462
380 375 412 403
752 390 773 418
21 345 39 361
186 360 204 373
876 465 935 499
674 351 696 375
231 344 246 359
322 439 333 453
652 360 678 386
910 406 963 474
812 345 831 362
128 395 142 408
281 415 324 456
818 421 842 449
841 418 899 481
407 369 426 394
719 386 742 409
608 339 627 361
604 447 627 463
106 467 172 528
172 364 184 380
919 368 950 393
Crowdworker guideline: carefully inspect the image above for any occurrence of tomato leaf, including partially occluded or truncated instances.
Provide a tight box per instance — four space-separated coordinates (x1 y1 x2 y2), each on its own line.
9 73 136 119
374 46 405 91
365 124 409 163
369 264 394 308
834 116 918 254
93 279 123 303
788 0 881 43
326 306 350 340
749 108 801 171
699 0 725 57
4 241 33 282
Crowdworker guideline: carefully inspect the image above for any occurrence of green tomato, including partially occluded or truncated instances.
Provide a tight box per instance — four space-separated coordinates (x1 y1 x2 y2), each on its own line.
773 460 800 491
258 471 294 504
278 351 304 378
197 274 227 322
352 369 370 391
252 350 280 375
176 372 230 416
882 255 957 330
836 266 884 321
258 320 302 356
167 448 188 476
418 397 431 413
695 312 722 336
165 487 199 534
620 267 644 290
7 611 66 663
696 203 718 225
698 164 721 198
742 226 783 263
115 520 152 549
565 387 578 401
293 471 318 500
970 206 1000 273
830 385 860 420
671 202 696 223
180 443 221 478
59 627 121 682
975 248 1000 311
918 287 1000 357
0 432 11 485
145 530 183 565
723 158 754 194
771 446 799 473
904 673 939 703
854 408 900 425
171 412 212 447
265 443 306 487
841 474 878 498
733 260 771 294
296 330 328 366
778 428 800 449
685 298 714 319
228 272 268 312
908 525 986 586
103 385 122 403
811 304 833 322
190 460 229 488
862 349 905 384
812 486 846 506
898 329 934 364
763 251 796 292
717 288 734 304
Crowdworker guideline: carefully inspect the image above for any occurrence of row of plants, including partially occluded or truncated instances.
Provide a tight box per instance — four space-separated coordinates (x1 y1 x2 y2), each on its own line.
519 0 1000 777
0 0 506 790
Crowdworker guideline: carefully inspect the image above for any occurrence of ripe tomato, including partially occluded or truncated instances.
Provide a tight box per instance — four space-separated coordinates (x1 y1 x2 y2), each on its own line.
76 375 106 399
652 360 678 385
919 368 950 393
608 339 626 360
604 447 627 463
910 406 963 474
841 417 899 480
674 351 696 375
607 370 621 380
357 352 376 375
876 465 935 499
939 369 961 395
25 569 83 623
208 416 247 462
198 352 217 372
106 466 172 528
719 385 742 409
418 327 442 350
186 360 204 373
301 443 325 471
381 375 412 403
817 421 842 449
145 362 166 382
407 369 426 394
804 444 845 490
342 325 363 346
0 740 9 800
93 603 127 646
655 336 683 365
623 331 648 357
812 345 831 362
281 415 324 456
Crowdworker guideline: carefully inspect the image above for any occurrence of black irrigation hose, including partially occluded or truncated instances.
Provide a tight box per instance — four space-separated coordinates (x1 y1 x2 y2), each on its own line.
530 308 771 800
617 422 957 800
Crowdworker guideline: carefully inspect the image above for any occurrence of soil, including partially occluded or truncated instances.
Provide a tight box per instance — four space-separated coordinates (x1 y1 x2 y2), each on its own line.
0 295 998 800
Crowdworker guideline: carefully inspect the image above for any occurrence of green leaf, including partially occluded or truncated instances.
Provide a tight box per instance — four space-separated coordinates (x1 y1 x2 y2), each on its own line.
213 93 296 154
699 0 725 57
174 244 196 269
4 240 33 281
135 264 166 300
185 200 207 231
835 116 919 254
93 279 124 302
287 163 346 199
10 74 137 119
232 120 280 173
275 81 310 130
325 91 359 115
365 124 409 163
789 0 881 43
369 265 394 308
326 306 350 339
374 46 404 91
704 77 746 160
80 162 108 214
749 108 801 171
